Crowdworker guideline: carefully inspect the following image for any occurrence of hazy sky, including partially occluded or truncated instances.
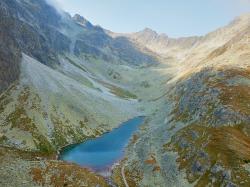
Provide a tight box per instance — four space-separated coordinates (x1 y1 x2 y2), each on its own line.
54 0 250 37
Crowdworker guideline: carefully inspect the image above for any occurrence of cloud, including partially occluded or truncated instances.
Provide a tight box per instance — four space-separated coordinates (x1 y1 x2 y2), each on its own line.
45 0 63 13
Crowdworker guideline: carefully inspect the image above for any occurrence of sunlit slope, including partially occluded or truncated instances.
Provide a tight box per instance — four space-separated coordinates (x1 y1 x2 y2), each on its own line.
112 14 250 187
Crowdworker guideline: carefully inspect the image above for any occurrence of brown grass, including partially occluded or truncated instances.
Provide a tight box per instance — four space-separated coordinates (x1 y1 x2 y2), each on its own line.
131 134 139 144
207 126 250 166
165 124 250 186
31 168 44 186
31 161 109 187
144 155 157 165
208 68 250 116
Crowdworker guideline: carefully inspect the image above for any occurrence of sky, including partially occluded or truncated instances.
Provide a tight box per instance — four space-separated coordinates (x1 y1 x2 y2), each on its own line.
52 0 250 38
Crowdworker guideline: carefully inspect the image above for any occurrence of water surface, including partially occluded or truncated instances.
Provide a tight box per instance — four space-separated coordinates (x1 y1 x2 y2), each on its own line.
59 116 144 171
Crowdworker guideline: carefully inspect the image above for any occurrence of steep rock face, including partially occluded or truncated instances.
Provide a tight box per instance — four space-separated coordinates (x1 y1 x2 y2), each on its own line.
71 22 158 65
0 0 72 93
0 11 21 93
0 0 71 65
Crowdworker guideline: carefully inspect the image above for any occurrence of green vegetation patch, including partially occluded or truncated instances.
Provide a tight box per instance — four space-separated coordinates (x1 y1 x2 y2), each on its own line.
7 105 54 153
65 56 87 72
5 87 55 153
110 86 138 99
98 79 137 99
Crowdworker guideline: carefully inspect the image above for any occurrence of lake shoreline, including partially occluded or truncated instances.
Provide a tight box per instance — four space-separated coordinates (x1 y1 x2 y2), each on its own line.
58 116 145 173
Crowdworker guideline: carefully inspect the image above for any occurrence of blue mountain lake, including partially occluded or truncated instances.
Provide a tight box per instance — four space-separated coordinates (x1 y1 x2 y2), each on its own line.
59 116 144 171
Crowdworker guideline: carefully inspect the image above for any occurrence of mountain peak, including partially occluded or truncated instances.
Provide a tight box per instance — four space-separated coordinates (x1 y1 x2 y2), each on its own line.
141 28 158 35
73 14 92 27
138 28 170 39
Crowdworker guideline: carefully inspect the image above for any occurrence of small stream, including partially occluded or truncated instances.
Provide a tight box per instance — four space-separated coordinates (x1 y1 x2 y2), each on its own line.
59 116 144 172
